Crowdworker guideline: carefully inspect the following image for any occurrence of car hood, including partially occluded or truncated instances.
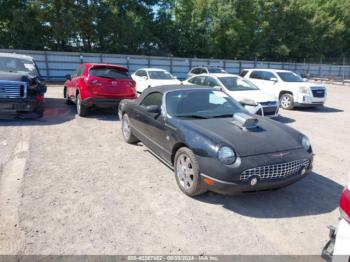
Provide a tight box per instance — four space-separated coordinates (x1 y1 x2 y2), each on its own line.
227 90 277 103
0 71 29 82
180 117 303 157
281 81 326 89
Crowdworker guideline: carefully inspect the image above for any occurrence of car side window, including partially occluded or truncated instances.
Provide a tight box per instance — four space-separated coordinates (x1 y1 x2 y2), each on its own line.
240 70 248 77
136 70 147 77
74 65 84 77
140 92 163 107
191 68 200 75
262 71 276 81
205 77 220 87
250 71 264 80
195 76 206 85
188 77 198 84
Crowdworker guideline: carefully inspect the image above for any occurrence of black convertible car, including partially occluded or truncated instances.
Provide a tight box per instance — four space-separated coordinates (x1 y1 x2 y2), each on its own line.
118 86 313 196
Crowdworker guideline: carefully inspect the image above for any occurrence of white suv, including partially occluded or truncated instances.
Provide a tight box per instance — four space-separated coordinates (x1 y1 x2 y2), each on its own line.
241 69 327 110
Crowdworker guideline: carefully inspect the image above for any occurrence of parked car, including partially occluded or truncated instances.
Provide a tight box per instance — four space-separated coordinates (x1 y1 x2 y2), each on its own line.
183 74 279 117
240 69 327 110
131 68 181 93
323 175 350 261
64 63 137 117
0 53 47 118
118 86 313 197
187 66 227 79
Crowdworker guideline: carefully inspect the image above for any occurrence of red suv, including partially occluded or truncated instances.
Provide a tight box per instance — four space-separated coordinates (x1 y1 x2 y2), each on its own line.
64 63 137 116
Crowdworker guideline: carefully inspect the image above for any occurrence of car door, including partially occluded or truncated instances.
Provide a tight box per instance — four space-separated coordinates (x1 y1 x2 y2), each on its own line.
67 65 85 101
247 70 265 87
134 92 169 159
260 71 280 96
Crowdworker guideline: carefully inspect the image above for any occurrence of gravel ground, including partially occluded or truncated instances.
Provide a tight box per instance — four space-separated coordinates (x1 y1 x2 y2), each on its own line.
0 84 349 255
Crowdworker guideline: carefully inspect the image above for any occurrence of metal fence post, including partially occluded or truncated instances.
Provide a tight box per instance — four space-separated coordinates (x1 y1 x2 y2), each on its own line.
148 56 151 68
44 51 50 80
100 53 103 63
170 58 173 74
189 58 192 71
126 56 130 70
342 56 345 85
238 61 242 73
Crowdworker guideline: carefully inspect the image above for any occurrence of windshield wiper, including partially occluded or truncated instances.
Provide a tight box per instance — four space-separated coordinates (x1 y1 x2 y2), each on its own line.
211 114 233 118
175 114 209 119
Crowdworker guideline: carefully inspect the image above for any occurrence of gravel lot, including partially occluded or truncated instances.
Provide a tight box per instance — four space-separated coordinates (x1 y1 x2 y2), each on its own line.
0 84 349 255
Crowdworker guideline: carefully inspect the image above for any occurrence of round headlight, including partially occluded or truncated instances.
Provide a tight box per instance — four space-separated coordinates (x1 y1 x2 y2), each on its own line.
302 136 311 151
218 146 236 165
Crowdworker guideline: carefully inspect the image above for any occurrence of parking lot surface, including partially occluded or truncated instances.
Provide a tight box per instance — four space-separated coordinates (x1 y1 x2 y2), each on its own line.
0 84 349 255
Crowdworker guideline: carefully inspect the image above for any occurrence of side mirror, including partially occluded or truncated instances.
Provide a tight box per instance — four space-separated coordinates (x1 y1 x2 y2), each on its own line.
142 76 148 80
270 77 278 82
65 74 71 81
145 105 161 114
213 86 223 91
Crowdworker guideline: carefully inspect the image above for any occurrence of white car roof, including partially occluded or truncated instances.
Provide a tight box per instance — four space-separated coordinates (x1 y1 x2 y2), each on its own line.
0 52 34 61
245 68 292 73
191 73 240 78
137 68 168 72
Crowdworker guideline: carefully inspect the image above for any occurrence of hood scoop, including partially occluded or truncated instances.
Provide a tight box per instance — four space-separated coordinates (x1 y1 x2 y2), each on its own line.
231 113 259 130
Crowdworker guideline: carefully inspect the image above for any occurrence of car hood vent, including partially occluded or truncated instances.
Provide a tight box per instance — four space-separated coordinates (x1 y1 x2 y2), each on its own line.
231 113 258 130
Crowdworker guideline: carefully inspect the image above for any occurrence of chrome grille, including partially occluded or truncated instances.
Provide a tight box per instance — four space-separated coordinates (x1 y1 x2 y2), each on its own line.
0 80 27 98
240 159 310 181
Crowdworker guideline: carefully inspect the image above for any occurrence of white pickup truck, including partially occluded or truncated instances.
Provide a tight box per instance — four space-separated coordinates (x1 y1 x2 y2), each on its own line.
241 69 327 110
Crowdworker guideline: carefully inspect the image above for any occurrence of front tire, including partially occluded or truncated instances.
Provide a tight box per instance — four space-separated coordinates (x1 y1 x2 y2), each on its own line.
34 103 44 118
280 93 294 110
122 113 139 144
76 94 88 117
64 87 73 105
174 147 206 197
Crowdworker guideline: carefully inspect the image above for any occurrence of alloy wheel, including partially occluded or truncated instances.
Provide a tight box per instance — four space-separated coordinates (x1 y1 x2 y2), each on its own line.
176 154 195 190
281 95 292 108
122 115 131 140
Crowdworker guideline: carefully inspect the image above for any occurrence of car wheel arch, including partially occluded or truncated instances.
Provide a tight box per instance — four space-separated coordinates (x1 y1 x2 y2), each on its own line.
279 90 293 98
171 142 189 165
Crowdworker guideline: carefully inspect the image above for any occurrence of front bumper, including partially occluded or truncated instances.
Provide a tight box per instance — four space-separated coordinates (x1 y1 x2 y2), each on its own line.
296 94 326 107
322 219 350 261
82 97 136 108
0 98 40 116
244 104 279 118
196 149 313 194
200 166 312 195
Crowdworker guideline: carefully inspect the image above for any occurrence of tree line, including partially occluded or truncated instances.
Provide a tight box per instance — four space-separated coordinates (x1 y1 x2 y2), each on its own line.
1 0 349 61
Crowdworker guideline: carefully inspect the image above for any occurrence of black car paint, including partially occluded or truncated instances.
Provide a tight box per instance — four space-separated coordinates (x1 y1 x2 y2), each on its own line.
119 86 313 194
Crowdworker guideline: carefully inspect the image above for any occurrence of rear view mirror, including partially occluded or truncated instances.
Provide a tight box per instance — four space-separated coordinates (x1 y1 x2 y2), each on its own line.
145 105 161 114
65 74 71 81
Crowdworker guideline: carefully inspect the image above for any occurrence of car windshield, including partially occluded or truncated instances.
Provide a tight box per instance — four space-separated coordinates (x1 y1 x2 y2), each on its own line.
148 70 174 80
0 57 39 76
218 76 259 91
277 72 304 82
166 89 247 119
89 67 130 79
208 68 227 73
